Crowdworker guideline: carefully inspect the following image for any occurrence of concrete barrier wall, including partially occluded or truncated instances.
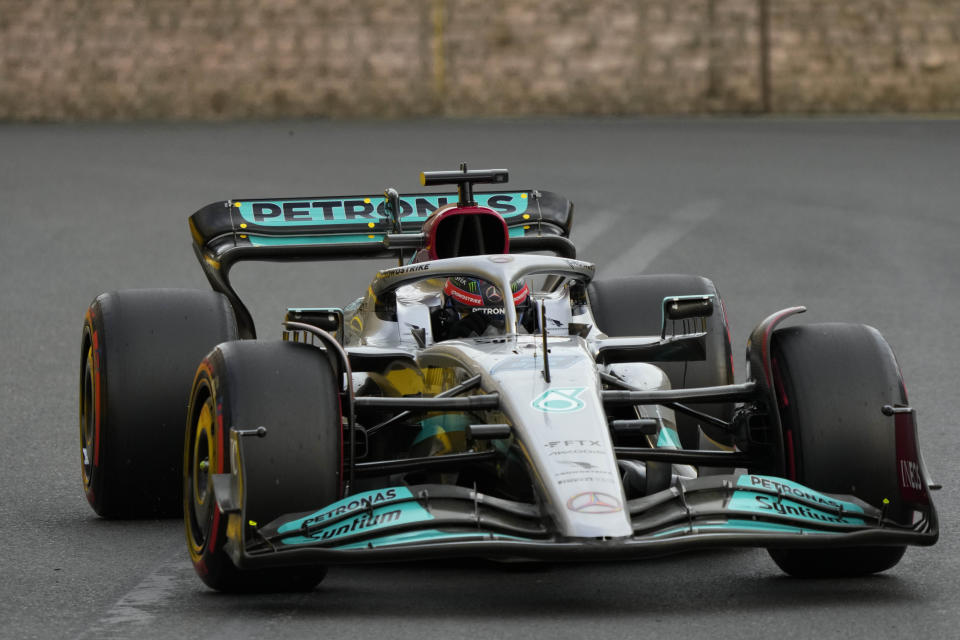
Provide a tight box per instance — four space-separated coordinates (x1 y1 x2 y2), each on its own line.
2 0 958 120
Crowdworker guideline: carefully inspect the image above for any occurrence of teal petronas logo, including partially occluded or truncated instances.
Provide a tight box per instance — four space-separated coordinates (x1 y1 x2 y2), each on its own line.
531 388 587 413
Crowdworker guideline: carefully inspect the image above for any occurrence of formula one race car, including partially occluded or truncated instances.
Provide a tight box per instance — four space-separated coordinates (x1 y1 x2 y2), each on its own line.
78 166 938 591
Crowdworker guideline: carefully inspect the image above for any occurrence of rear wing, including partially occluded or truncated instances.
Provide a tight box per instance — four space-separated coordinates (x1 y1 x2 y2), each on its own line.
189 190 575 338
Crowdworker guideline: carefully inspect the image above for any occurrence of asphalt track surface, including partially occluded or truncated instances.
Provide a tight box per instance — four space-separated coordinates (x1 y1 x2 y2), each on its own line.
1 118 958 639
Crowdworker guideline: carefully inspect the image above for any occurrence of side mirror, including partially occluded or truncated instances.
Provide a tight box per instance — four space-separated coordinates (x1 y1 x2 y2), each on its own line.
661 295 714 338
284 307 344 343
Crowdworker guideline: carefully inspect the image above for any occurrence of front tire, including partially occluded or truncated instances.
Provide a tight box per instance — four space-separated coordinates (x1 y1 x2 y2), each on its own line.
80 289 237 518
184 340 342 592
767 323 910 577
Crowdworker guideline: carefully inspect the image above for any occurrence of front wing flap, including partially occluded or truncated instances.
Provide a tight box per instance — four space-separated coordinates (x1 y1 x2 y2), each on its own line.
218 473 937 570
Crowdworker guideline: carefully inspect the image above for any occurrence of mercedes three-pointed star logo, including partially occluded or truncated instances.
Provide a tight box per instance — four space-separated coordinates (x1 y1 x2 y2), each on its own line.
566 491 622 514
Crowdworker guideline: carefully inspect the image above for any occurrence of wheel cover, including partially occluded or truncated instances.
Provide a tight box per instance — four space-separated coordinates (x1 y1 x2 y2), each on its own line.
186 392 216 560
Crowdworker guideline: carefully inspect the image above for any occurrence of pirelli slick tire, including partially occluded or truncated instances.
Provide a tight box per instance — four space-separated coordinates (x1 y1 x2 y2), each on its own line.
767 323 909 577
79 289 238 518
184 340 342 592
588 274 734 449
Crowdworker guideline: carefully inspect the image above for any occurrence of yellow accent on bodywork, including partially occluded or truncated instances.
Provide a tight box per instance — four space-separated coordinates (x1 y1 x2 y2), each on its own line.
349 314 363 333
368 363 426 397
700 429 735 452
367 365 459 412
422 366 459 396
188 218 204 247
226 513 243 542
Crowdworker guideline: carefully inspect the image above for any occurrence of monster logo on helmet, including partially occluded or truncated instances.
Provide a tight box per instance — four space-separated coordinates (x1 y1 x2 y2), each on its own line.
443 276 529 326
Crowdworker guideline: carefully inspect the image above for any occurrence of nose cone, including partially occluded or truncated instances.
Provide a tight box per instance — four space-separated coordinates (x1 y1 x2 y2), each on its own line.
490 339 633 539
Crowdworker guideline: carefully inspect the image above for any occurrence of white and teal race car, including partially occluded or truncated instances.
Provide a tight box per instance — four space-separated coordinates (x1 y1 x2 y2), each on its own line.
78 166 938 591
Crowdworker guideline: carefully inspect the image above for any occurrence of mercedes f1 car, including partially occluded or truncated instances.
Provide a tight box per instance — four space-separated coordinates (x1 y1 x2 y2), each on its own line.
79 166 938 591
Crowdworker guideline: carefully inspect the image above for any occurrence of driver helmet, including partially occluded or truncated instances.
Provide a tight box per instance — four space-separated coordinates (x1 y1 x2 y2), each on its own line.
443 276 529 328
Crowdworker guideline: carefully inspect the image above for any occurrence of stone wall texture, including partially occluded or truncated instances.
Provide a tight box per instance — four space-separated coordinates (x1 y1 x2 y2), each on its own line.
1 0 958 120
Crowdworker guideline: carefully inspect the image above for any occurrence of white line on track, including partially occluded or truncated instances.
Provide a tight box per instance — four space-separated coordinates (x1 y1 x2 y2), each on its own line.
72 551 191 640
600 199 720 278
571 208 627 253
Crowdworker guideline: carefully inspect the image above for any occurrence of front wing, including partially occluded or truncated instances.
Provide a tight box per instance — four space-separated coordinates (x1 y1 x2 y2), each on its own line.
214 473 938 570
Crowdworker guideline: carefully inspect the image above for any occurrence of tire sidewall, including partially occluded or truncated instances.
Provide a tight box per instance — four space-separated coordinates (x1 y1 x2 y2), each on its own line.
80 309 106 512
184 355 237 587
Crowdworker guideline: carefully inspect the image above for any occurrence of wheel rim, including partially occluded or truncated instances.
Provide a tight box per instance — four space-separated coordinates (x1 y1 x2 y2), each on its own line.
186 392 216 558
79 345 95 489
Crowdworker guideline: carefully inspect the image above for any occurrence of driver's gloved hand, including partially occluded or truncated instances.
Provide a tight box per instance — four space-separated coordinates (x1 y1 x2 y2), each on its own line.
447 312 489 339
430 307 457 341
520 302 538 333
431 307 492 340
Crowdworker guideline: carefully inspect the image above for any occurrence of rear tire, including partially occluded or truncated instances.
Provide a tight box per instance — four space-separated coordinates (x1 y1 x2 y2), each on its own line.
767 323 909 577
80 289 237 518
184 340 342 592
588 274 734 449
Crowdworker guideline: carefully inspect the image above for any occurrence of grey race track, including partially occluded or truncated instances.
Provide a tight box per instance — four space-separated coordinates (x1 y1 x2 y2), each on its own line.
1 118 957 639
